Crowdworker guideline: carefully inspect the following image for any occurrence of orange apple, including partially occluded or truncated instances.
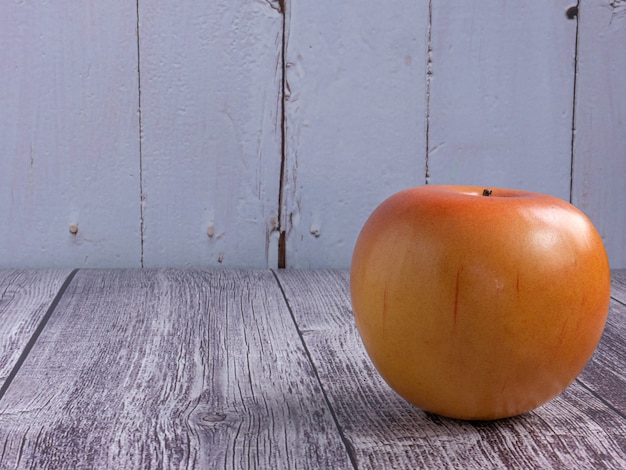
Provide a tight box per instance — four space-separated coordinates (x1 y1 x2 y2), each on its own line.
350 185 611 420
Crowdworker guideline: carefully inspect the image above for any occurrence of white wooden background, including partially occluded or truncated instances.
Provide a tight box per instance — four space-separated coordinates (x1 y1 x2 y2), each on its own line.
1 0 624 269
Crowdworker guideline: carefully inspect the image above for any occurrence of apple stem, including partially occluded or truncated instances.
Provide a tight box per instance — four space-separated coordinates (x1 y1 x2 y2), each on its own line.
482 189 493 197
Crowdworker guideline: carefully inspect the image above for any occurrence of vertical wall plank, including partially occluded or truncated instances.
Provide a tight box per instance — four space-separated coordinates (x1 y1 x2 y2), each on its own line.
0 1 142 268
427 1 577 200
280 0 430 268
572 0 626 269
139 1 284 267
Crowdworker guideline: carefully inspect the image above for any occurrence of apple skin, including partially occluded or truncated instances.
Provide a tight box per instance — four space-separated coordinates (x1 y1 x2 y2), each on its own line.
350 185 611 420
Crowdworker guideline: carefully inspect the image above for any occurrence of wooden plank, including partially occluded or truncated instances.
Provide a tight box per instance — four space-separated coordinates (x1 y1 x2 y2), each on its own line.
276 269 626 469
579 270 626 415
578 299 626 416
0 1 142 267
610 270 626 305
280 0 429 268
0 270 73 390
0 269 351 469
572 0 626 269
427 1 576 200
139 1 284 267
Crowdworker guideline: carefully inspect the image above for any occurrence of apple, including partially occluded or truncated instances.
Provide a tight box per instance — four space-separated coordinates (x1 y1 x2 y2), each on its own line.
350 185 611 420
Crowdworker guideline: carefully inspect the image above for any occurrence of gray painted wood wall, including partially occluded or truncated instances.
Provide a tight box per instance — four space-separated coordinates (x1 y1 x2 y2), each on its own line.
1 1 624 269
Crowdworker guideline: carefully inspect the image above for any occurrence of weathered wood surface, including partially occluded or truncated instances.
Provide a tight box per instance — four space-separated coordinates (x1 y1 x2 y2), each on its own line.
280 0 429 268
275 269 626 469
0 1 142 268
139 1 284 268
611 269 626 305
427 0 576 202
0 269 624 469
578 298 626 416
2 2 625 270
0 270 350 469
0 270 73 390
572 0 626 270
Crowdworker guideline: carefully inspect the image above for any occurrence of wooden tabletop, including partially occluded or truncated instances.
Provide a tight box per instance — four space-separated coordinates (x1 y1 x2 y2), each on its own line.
0 269 624 469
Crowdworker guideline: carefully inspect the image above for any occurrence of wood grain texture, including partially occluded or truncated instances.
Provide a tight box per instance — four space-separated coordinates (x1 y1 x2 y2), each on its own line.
427 0 576 200
611 270 626 304
578 298 626 416
0 1 142 268
0 270 72 389
139 1 284 268
0 269 351 469
275 269 626 469
280 0 429 268
572 0 626 269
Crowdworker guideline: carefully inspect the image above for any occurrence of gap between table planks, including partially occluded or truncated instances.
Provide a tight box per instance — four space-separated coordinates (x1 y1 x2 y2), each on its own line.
0 269 623 469
0 270 74 392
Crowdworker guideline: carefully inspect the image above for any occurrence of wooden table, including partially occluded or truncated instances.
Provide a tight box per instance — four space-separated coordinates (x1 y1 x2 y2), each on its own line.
0 269 624 469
